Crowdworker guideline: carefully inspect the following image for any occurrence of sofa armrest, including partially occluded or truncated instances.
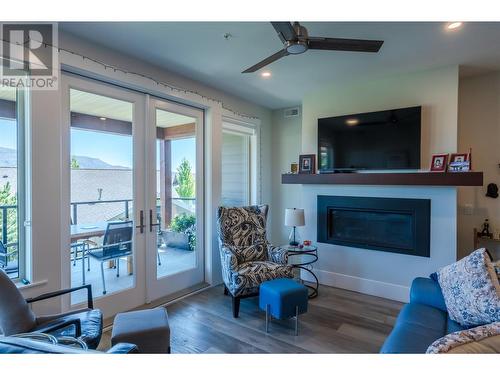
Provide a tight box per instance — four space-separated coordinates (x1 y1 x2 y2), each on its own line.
410 277 447 312
26 284 94 309
267 244 289 265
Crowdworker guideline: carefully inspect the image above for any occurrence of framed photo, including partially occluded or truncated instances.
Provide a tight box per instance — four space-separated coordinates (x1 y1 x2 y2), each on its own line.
290 162 298 174
449 153 470 172
430 153 449 172
299 154 316 174
450 153 468 164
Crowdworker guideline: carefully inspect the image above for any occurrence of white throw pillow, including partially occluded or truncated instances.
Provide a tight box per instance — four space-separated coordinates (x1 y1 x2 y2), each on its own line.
436 248 500 327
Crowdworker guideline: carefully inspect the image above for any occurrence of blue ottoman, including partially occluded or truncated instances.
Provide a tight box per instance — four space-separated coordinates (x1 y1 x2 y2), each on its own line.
259 278 308 335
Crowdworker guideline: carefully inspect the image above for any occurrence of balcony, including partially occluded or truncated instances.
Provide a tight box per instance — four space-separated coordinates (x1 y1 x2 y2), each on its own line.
1 198 196 304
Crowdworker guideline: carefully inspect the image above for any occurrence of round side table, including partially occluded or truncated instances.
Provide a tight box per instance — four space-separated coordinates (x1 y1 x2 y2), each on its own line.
284 245 319 299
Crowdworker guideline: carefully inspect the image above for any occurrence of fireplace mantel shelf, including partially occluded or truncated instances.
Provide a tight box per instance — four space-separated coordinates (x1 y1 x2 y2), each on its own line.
281 171 483 187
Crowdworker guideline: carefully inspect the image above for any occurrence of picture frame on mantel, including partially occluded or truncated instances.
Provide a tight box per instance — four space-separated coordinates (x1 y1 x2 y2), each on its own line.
430 153 449 172
299 154 316 174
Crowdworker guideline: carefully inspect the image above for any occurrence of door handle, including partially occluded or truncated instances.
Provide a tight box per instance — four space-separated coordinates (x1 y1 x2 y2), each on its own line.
136 210 145 233
149 209 160 232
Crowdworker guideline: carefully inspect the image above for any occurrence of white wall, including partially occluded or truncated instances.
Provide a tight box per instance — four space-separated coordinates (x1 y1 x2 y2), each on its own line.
457 72 500 260
21 31 273 315
270 108 302 245
274 66 460 302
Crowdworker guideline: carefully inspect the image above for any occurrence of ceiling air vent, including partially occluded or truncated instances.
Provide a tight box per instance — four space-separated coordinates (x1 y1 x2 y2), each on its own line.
284 107 300 118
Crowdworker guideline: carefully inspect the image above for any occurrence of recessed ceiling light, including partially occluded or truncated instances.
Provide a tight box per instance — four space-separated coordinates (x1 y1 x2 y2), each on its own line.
261 71 271 78
346 118 359 126
99 117 107 121
447 22 463 30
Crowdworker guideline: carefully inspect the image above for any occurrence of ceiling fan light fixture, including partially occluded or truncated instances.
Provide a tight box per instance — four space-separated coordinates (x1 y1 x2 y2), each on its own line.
242 22 385 74
447 22 463 30
285 40 308 55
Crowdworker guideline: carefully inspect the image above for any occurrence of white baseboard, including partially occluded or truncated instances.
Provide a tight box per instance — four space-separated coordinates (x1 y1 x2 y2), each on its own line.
301 269 410 303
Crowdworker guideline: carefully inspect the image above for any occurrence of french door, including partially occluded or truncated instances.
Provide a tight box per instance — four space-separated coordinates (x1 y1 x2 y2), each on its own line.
145 98 204 302
62 74 204 317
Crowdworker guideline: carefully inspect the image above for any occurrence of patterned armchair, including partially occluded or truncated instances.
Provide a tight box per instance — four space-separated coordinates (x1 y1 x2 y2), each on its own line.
217 205 293 318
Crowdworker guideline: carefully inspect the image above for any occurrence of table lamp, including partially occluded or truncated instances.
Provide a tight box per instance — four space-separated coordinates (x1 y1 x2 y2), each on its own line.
285 208 305 246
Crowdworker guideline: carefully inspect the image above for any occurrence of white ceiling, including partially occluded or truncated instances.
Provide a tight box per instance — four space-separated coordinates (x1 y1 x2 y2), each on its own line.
70 89 194 127
60 22 500 109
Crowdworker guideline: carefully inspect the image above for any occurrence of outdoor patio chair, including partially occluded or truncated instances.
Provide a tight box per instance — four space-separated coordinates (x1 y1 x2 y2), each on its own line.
0 240 18 276
0 269 103 349
86 221 133 295
72 242 92 285
70 218 92 285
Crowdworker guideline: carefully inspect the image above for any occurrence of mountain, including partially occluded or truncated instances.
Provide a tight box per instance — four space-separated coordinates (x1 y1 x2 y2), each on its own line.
0 147 128 169
0 147 17 167
72 156 129 170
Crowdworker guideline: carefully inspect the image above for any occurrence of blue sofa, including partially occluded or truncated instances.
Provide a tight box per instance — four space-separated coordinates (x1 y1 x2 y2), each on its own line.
380 277 465 353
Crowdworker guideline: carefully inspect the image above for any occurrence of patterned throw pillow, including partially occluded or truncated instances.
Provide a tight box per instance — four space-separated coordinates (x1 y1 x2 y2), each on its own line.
426 321 500 354
494 260 500 281
436 248 500 327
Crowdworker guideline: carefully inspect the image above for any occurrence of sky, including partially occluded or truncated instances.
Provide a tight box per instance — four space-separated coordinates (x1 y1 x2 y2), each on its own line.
0 118 16 149
71 129 196 172
0 120 196 172
72 128 196 171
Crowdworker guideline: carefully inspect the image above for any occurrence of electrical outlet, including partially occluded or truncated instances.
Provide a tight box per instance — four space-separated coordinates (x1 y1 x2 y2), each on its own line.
464 204 474 215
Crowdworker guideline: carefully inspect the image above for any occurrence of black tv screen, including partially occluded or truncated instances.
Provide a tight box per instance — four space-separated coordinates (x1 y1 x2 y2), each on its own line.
318 106 421 171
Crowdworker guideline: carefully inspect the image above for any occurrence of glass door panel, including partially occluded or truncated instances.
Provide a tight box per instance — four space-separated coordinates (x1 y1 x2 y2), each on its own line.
146 98 204 302
63 74 146 316
69 88 135 303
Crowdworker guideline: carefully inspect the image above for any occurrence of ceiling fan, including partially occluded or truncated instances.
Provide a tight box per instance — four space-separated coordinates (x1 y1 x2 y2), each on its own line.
242 22 384 73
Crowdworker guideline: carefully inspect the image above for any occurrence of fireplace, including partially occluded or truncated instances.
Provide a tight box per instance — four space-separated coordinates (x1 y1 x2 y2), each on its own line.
317 196 430 257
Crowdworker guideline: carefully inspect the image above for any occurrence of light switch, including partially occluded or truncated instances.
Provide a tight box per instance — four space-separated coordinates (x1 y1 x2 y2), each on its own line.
464 204 474 215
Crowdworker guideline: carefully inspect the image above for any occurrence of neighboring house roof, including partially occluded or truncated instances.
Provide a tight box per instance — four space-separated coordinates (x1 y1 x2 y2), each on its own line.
1 165 194 225
70 169 194 225
71 169 133 224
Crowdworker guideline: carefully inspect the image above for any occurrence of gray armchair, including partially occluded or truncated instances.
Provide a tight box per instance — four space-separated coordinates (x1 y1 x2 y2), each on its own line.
217 205 293 318
0 269 103 349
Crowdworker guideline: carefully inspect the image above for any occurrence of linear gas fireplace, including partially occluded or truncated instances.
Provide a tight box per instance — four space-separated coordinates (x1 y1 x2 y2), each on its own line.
317 196 430 257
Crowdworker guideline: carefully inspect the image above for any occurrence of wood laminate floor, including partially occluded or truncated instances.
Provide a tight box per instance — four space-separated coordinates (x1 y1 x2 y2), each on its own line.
99 283 403 353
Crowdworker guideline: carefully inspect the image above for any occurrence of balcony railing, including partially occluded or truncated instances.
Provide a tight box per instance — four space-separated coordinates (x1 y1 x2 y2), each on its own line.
0 204 18 278
0 204 16 246
2 198 196 277
71 199 133 225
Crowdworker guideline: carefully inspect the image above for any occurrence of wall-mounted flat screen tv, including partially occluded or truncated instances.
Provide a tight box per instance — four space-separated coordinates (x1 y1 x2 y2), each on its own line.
318 106 421 171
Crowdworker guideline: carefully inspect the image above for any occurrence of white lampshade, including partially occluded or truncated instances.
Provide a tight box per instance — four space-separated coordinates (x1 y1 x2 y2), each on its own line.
284 208 305 227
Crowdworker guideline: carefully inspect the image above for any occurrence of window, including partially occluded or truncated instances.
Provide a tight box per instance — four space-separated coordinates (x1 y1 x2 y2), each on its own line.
221 122 256 206
0 85 29 280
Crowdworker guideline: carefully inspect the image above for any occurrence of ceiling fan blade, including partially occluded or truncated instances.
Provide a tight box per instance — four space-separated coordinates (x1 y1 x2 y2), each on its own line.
308 37 384 53
242 49 289 73
271 22 297 43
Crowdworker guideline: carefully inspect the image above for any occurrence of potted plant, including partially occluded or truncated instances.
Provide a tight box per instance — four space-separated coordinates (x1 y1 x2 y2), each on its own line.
163 213 196 251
